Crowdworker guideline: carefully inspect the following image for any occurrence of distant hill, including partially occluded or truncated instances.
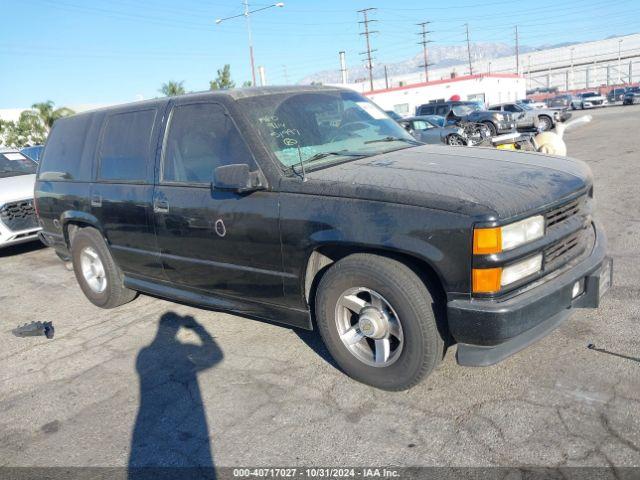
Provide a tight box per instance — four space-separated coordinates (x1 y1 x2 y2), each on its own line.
298 41 577 84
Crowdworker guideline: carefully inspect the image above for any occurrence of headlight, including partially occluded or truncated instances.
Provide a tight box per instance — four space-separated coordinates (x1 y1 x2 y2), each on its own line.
472 254 543 293
473 215 545 254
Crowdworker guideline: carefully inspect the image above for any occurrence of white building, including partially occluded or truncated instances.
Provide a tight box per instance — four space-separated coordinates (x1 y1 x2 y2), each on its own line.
349 74 526 116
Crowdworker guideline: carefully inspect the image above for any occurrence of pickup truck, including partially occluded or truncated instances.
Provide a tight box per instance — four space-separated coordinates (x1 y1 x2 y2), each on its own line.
35 86 612 390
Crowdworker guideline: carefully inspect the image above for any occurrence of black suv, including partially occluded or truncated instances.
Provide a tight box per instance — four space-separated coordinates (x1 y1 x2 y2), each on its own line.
35 86 612 390
415 100 516 136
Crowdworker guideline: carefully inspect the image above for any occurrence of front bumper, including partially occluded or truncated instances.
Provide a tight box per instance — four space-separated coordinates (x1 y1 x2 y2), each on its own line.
0 219 41 249
447 222 611 367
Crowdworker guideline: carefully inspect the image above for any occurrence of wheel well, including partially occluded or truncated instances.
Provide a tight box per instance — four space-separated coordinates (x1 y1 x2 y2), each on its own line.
63 221 92 248
304 246 451 347
304 245 446 306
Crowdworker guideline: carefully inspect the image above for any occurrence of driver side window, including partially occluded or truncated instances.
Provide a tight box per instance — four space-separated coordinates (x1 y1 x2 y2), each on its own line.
162 103 252 184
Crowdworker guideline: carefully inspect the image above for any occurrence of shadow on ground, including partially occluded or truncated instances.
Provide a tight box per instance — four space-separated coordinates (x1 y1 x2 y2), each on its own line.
128 311 223 480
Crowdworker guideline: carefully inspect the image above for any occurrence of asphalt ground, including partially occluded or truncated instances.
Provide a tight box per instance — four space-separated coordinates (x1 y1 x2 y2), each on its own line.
0 105 638 473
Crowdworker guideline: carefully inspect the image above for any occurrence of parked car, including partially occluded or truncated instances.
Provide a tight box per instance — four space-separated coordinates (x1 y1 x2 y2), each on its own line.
623 86 640 105
416 101 515 137
607 88 627 103
546 94 578 110
0 148 41 248
20 145 44 163
35 86 612 391
398 115 468 146
488 102 567 132
575 92 607 109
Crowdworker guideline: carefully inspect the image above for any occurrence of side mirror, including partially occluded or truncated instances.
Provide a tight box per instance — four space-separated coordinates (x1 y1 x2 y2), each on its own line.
213 164 266 193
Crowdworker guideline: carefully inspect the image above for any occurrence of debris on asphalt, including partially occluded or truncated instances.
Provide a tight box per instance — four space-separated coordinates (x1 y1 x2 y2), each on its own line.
12 321 55 339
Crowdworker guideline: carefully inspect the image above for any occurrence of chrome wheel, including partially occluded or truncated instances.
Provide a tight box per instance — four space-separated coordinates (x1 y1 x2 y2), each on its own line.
538 116 551 131
80 247 107 293
335 287 404 367
447 134 465 146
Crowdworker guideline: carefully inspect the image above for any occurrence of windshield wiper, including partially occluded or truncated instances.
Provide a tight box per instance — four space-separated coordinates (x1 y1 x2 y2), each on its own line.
364 136 421 145
303 151 367 163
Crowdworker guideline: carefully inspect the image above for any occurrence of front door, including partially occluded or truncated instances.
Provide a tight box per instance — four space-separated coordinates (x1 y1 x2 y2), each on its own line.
153 100 285 304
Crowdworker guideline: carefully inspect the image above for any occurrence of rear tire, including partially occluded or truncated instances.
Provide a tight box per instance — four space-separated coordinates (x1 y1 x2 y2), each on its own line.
71 228 137 309
537 115 552 131
315 254 444 391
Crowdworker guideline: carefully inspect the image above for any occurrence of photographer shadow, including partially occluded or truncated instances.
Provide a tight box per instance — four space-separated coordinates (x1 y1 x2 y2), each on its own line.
128 312 223 480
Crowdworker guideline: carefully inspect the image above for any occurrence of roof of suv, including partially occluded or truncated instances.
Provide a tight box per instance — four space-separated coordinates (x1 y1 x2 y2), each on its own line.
74 85 345 117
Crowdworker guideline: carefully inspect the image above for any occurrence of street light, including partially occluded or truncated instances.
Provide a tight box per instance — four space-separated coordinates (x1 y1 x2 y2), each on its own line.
215 1 285 86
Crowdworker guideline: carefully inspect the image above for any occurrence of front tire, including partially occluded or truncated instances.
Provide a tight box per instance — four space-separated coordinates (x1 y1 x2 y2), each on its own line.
446 134 466 146
315 254 445 391
537 115 552 131
482 121 497 137
71 228 137 309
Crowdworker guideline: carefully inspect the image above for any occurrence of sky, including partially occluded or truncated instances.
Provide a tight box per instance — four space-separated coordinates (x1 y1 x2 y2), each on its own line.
1 0 639 108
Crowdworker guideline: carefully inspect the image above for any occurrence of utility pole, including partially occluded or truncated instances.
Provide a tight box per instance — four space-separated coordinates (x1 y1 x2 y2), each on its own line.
339 51 348 84
464 23 473 76
282 64 290 84
515 25 520 75
417 21 432 82
358 8 378 92
384 65 389 89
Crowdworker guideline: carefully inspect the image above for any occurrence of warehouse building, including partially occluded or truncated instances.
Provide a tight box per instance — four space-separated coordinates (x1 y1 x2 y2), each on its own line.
350 73 525 116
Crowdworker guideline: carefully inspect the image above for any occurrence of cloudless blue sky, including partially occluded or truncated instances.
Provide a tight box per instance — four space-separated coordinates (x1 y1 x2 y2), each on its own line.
1 0 639 107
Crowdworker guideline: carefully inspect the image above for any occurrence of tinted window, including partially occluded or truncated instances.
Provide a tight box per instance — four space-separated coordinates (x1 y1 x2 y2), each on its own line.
503 104 521 112
435 105 450 116
162 103 252 183
99 109 156 181
0 152 37 178
39 114 91 181
419 105 435 115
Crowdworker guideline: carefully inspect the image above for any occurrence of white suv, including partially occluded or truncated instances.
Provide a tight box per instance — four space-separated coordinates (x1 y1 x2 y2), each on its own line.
0 148 41 248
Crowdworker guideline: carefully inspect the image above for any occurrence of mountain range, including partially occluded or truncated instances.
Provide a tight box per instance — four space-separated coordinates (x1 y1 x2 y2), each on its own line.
299 41 578 84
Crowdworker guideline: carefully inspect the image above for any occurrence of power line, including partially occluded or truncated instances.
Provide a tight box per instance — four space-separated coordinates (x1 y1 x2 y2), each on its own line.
417 21 432 82
358 7 378 91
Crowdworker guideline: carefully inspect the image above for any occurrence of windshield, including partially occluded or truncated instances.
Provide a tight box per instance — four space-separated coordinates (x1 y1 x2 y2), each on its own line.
582 92 597 98
519 103 533 110
239 90 419 170
0 152 37 178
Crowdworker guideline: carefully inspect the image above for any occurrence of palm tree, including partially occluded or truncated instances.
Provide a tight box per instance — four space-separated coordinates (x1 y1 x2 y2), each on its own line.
160 81 186 97
31 101 75 132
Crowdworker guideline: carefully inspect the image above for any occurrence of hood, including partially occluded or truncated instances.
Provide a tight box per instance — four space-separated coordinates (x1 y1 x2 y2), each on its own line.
301 145 592 220
0 174 36 205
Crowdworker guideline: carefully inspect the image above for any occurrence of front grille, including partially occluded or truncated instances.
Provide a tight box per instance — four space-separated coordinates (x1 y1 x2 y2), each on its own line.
543 195 591 272
0 200 39 232
545 196 583 228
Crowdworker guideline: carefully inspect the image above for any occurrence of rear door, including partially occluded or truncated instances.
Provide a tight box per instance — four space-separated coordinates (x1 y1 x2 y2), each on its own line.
152 99 285 303
92 107 163 279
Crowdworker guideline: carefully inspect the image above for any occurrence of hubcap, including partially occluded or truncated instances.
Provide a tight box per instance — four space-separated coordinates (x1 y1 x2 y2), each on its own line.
335 287 404 367
80 247 107 293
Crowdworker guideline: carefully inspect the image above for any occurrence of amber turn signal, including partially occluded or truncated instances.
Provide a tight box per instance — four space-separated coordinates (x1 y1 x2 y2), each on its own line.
473 227 502 255
472 268 502 293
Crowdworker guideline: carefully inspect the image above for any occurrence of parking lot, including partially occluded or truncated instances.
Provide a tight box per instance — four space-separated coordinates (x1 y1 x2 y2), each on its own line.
1 105 639 470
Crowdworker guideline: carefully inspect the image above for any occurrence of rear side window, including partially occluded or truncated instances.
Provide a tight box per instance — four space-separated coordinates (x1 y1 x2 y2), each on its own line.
98 109 156 182
39 115 92 181
419 105 435 115
161 103 253 184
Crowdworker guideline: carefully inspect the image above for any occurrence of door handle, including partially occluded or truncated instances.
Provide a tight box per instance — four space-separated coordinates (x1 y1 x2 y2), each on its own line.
154 198 169 213
91 194 102 207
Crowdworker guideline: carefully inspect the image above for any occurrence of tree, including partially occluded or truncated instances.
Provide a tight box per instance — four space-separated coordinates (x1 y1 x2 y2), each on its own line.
31 101 75 131
159 80 186 97
0 100 74 148
2 111 47 147
209 64 235 90
242 80 252 88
